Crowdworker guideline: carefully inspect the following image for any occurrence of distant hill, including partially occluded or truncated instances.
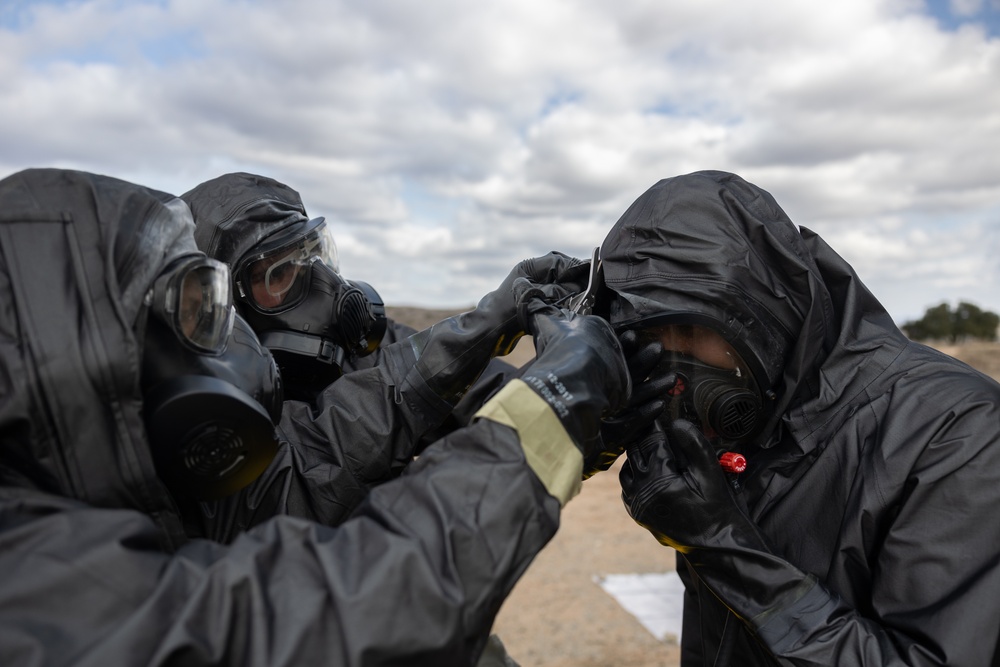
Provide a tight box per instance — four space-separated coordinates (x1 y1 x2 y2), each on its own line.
386 306 470 333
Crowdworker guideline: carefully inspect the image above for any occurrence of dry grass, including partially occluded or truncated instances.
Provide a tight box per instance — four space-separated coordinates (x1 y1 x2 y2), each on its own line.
930 340 1000 382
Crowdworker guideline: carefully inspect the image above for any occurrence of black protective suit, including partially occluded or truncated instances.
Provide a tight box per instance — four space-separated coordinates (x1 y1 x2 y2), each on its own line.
0 169 570 666
604 171 1000 666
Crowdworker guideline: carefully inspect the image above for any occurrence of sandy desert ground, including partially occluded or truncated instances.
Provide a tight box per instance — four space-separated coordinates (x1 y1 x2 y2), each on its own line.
387 306 1000 667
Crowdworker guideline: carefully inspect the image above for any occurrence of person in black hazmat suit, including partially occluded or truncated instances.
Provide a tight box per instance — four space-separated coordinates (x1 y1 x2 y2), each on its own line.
180 172 518 429
598 170 1000 666
0 167 634 666
173 174 583 545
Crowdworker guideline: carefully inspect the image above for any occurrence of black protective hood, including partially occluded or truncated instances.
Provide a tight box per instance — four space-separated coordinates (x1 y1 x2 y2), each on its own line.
181 172 316 270
0 168 198 546
600 171 845 446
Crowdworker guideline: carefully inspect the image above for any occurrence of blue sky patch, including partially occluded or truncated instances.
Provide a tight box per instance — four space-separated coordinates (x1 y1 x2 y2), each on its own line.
924 0 1000 37
399 180 464 227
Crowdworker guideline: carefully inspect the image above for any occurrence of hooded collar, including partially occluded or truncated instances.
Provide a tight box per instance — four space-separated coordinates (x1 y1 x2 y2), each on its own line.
181 172 313 271
600 171 856 448
0 168 196 547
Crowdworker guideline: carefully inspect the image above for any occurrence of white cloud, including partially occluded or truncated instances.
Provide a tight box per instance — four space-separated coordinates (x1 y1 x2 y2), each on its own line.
951 0 984 17
0 0 998 322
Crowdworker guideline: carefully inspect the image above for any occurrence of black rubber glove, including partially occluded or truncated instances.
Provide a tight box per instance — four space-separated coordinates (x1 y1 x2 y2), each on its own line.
520 300 630 460
620 419 816 629
583 330 674 478
403 252 587 410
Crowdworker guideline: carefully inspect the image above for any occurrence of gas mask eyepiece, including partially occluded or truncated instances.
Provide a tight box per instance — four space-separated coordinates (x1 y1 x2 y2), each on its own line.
234 217 339 315
145 255 235 354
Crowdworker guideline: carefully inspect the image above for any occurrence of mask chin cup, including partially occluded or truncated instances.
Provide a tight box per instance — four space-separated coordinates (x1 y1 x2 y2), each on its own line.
693 379 763 441
145 375 278 500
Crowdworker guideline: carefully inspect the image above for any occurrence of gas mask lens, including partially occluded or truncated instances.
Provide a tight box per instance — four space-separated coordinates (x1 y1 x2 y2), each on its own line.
147 255 235 355
256 243 310 300
238 220 340 313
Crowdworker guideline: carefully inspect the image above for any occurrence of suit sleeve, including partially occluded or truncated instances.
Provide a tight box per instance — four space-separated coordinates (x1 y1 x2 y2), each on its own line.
194 338 457 540
0 406 570 667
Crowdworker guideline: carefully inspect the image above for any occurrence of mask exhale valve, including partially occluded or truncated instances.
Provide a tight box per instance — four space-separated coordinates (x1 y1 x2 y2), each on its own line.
693 378 762 441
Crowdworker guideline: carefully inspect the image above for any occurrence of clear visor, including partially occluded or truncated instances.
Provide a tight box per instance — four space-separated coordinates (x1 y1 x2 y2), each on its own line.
643 324 747 375
239 223 339 313
150 256 235 354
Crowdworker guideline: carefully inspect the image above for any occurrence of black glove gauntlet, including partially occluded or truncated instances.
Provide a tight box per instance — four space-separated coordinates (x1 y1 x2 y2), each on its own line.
621 420 817 630
519 300 630 460
404 252 586 408
584 330 675 478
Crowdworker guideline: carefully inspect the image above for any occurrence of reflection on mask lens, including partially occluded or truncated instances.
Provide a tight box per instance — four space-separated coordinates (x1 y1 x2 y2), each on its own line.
240 223 339 314
178 264 232 348
149 255 234 355
263 250 303 298
178 273 204 339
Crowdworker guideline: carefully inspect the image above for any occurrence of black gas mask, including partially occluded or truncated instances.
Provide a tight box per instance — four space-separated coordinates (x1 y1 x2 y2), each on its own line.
232 218 387 399
141 254 283 501
656 352 764 443
635 322 772 447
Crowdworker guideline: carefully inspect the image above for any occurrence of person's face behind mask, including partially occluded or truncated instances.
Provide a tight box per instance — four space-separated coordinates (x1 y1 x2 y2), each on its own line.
141 255 283 501
644 324 766 446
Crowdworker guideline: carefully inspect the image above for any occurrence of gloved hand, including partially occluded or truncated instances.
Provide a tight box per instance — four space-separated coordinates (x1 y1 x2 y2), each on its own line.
620 419 816 628
583 330 674 478
519 300 630 460
495 252 591 354
405 252 587 408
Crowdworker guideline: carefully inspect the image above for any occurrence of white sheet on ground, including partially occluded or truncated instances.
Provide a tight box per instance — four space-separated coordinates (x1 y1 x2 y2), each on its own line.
595 572 685 643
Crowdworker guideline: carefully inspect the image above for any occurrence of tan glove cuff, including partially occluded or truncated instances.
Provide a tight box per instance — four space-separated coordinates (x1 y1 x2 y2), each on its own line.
474 379 583 505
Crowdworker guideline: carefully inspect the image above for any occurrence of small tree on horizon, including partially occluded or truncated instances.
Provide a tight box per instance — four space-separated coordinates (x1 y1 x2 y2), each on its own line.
903 301 999 343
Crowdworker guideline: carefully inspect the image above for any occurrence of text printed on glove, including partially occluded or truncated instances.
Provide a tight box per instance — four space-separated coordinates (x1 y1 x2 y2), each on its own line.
524 373 574 419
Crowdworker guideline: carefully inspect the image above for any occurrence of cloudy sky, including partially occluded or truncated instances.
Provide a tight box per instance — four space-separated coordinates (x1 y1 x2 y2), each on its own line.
2 0 998 323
